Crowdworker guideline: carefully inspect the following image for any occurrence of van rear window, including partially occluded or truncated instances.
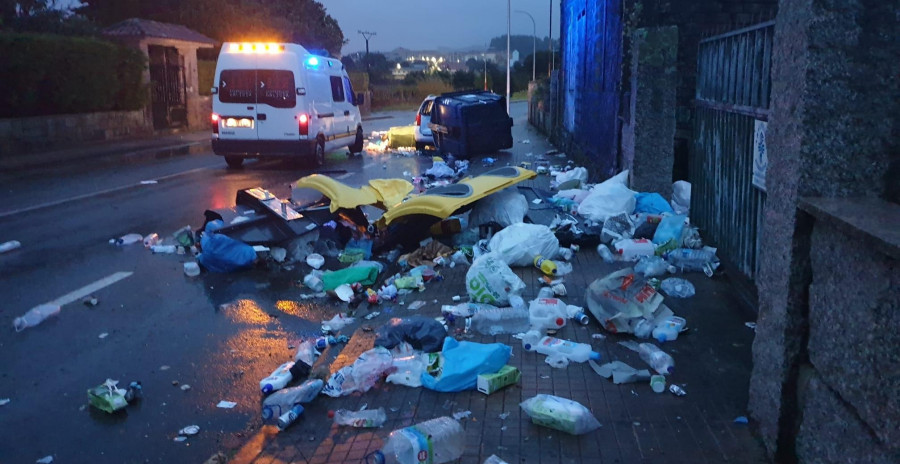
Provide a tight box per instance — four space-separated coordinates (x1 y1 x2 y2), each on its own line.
219 70 296 108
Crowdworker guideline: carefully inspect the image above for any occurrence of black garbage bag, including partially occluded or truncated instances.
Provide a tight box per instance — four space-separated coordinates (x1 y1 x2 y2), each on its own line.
375 317 447 353
552 213 603 247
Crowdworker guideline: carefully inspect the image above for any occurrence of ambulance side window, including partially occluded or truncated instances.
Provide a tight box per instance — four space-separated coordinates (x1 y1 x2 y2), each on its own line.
329 76 345 103
342 77 355 105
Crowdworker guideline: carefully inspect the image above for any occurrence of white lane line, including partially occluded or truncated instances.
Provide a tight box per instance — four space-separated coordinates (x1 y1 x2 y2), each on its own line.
335 172 353 180
49 272 134 307
0 165 216 219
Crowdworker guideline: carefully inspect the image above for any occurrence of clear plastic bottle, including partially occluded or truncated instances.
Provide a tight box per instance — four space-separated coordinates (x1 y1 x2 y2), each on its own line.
333 407 387 427
528 298 567 331
597 244 616 263
566 305 589 325
377 416 464 464
471 307 531 335
652 316 686 343
666 248 717 274
0 240 21 253
277 404 304 430
261 379 323 420
521 330 601 363
112 233 143 246
14 304 61 332
637 343 675 374
143 233 160 248
259 361 294 393
150 245 177 254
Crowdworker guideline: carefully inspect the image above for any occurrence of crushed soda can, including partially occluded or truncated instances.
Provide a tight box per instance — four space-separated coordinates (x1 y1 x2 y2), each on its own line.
669 384 687 397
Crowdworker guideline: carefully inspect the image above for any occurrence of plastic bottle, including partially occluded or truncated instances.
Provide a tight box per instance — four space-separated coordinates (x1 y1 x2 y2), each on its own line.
376 416 464 464
533 255 558 275
634 319 655 339
484 455 510 464
508 294 525 311
536 286 555 299
13 303 61 332
150 245 177 254
566 305 589 325
528 298 567 331
521 330 601 363
259 361 295 393
666 248 717 275
333 407 387 428
471 307 531 335
277 404 304 430
0 240 22 253
637 343 675 374
143 233 160 248
597 244 616 263
614 238 656 260
652 316 686 343
316 336 346 350
261 379 323 420
112 233 143 246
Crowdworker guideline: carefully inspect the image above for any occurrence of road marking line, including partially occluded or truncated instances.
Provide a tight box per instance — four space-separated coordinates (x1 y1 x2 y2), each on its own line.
0 165 216 219
49 272 133 307
335 172 352 180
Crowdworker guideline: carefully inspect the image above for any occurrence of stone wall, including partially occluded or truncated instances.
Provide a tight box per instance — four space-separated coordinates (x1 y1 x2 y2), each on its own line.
0 110 152 156
749 0 900 461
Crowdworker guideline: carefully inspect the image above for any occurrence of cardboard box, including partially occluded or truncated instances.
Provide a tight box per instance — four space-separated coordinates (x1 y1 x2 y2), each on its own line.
477 365 520 395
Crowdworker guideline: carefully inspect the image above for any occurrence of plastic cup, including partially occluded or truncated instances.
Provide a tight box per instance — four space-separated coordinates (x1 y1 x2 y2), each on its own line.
184 262 200 277
650 375 666 393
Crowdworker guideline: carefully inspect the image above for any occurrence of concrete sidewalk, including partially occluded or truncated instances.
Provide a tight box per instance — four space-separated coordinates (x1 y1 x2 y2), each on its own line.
225 140 768 463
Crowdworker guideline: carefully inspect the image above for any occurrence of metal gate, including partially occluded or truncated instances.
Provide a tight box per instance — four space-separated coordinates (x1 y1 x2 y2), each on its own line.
691 21 774 279
149 46 187 129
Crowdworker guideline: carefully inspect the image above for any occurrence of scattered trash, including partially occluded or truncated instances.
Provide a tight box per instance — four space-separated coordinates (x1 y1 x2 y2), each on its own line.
82 296 100 306
466 253 526 306
660 278 696 298
321 314 355 332
260 361 295 394
650 375 666 393
585 268 669 334
745 322 757 330
471 306 530 335
376 317 447 353
469 189 529 228
577 171 636 222
452 410 472 420
322 347 393 397
334 407 387 427
160 365 170 371
262 379 324 420
669 384 687 396
528 298 567 331
0 398 10 406
589 360 651 384
140 180 158 185
520 394 601 435
614 238 656 260
591 333 607 340
0 239 21 253
477 365 521 395
365 311 381 320
619 341 675 375
174 436 188 442
635 255 671 278
98 332 109 339
489 223 560 267
422 337 512 392
499 412 510 420
277 404 305 430
484 454 510 464
87 379 142 413
408 300 426 311
179 425 200 435
520 139 530 144
597 244 617 263
334 284 354 302
651 316 688 343
666 247 720 276
671 181 691 215
522 331 600 363
14 303 61 332
180 384 191 391
377 416 464 464
111 233 143 246
734 416 749 424
452 295 462 302
323 265 379 291
36 456 54 464
217 401 237 409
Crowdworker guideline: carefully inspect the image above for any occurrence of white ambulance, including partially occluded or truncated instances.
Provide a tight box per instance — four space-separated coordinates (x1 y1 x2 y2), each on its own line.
211 42 364 168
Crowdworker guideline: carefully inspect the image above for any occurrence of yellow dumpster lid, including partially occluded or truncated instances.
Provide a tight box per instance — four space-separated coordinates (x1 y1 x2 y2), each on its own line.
293 175 414 212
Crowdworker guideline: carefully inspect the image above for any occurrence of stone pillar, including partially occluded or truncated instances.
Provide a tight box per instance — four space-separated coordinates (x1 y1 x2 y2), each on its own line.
622 26 677 195
749 0 899 460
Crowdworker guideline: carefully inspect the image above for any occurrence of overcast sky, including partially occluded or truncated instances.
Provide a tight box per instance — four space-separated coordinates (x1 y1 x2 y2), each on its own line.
323 0 560 54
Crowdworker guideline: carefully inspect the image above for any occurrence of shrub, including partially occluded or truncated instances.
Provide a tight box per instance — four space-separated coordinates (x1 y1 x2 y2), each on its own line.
198 59 216 96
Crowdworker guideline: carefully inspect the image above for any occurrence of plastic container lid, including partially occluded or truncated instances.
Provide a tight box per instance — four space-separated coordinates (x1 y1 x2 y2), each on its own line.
183 262 200 277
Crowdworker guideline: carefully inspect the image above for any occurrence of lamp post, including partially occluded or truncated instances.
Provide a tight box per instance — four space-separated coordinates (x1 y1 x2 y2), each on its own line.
515 9 536 82
358 30 376 75
549 1 554 77
482 53 488 90
506 0 510 114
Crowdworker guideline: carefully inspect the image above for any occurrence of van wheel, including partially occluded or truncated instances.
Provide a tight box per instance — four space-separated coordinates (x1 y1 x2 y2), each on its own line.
349 127 364 153
314 138 326 167
225 156 243 168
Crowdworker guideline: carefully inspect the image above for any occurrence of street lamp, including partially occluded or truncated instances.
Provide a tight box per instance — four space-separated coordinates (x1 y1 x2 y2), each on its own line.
505 0 511 114
358 30 376 75
515 9 536 82
549 1 554 77
482 53 488 91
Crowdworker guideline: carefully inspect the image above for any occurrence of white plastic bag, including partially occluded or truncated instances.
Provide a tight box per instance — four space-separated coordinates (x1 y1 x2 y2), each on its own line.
386 353 428 387
425 160 455 178
294 340 320 365
577 171 637 222
322 314 355 331
520 394 601 435
468 189 529 228
488 223 560 267
466 252 526 306
322 347 392 397
671 181 691 215
554 167 588 187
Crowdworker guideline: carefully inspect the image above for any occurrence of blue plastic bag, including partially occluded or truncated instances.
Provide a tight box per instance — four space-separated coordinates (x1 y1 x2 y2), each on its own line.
634 193 674 215
421 337 511 392
197 220 257 273
652 214 686 245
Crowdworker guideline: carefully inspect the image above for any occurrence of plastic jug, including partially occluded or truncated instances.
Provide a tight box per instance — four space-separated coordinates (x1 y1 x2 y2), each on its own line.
613 238 656 260
652 316 686 343
259 361 294 393
528 298 567 331
521 330 600 363
533 255 558 275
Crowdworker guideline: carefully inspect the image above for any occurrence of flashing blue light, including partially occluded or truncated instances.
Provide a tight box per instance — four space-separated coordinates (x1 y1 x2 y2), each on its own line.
307 57 319 67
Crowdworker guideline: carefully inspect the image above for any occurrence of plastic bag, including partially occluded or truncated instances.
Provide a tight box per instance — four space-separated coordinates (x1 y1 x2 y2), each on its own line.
375 317 447 353
468 189 529 228
660 278 696 298
585 268 666 334
322 265 379 291
197 220 257 273
488 223 560 267
634 256 671 278
634 192 674 214
600 213 635 244
386 353 428 387
322 314 355 332
421 337 512 392
554 167 588 188
652 214 686 245
671 181 691 215
294 340 320 365
322 347 393 397
466 253 526 306
520 394 601 435
425 160 455 178
577 171 637 222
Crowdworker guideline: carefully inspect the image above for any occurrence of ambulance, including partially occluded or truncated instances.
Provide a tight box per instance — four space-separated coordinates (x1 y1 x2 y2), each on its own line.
211 42 364 168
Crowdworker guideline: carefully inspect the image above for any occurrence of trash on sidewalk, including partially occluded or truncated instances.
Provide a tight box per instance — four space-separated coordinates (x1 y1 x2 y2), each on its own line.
178 425 200 436
386 351 429 387
260 361 295 393
82 296 100 307
334 407 387 427
466 253 526 306
322 265 379 291
589 360 652 384
477 365 521 395
375 317 447 353
183 262 201 277
613 238 656 260
110 233 143 246
488 223 560 267
585 268 669 334
552 167 588 189
36 456 54 464
216 400 237 409
425 157 457 178
577 170 636 222
660 278 696 298
322 347 393 397
634 255 672 278
669 384 687 396
634 192 674 215
0 240 21 253
520 394 601 435
522 330 600 363
87 379 142 413
528 297 568 331
619 341 675 375
734 416 749 424
671 181 691 215
0 398 9 406
306 253 325 269
197 220 256 273
398 240 453 267
468 189 529 228
651 375 666 393
422 337 511 392
665 247 720 276
322 314 355 332
14 303 61 332
375 416 465 464
484 455 511 464
277 404 305 431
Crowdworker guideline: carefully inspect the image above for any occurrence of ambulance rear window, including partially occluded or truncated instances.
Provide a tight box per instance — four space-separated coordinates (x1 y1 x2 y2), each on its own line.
219 70 296 108
219 70 256 104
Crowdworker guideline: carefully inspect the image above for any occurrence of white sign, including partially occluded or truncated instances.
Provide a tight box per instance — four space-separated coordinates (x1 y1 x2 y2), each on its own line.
752 120 768 191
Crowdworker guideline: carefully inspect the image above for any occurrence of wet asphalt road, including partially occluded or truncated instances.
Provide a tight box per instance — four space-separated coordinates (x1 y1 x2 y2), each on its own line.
0 102 539 463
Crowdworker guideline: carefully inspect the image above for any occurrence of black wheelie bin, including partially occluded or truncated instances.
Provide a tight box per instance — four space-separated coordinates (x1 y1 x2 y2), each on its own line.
428 90 513 159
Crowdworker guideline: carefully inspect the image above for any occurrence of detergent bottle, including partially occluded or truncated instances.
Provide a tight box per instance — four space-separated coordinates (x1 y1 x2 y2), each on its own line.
533 255 558 275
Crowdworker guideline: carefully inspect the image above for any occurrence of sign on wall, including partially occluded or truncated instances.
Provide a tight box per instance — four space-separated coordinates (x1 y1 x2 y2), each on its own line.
753 120 768 191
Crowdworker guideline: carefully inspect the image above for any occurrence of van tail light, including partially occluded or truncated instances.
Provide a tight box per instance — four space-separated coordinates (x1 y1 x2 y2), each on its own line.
416 112 421 126
211 113 220 134
298 113 309 136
